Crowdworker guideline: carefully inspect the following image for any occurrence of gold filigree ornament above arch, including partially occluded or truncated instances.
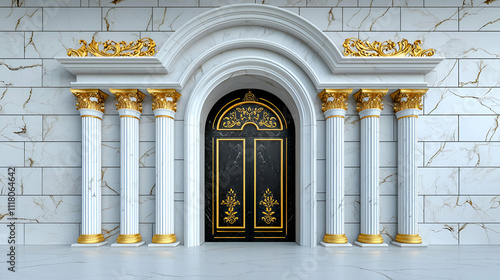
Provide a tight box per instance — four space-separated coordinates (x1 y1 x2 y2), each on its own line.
67 37 156 57
343 37 435 57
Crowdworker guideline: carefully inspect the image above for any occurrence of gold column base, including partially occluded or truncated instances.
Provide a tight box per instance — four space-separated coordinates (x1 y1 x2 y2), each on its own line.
323 233 348 244
152 234 177 244
357 233 384 244
77 233 105 244
117 233 142 244
395 233 422 244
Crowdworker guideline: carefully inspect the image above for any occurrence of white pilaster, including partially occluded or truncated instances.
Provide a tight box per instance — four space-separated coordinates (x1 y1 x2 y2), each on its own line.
111 89 145 247
148 89 181 247
71 89 108 247
391 89 427 247
354 89 388 247
318 89 352 247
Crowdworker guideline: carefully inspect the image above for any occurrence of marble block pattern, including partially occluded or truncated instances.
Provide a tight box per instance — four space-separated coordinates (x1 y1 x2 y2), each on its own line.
0 1 499 246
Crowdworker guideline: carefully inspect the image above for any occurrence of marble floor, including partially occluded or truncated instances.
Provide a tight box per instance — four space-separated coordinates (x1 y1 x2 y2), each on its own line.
1 243 500 279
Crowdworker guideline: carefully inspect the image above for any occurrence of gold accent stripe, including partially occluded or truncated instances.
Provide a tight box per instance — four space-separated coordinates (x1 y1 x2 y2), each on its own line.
213 236 245 239
217 230 245 233
155 115 175 120
360 115 380 120
357 233 384 244
77 233 105 244
325 115 345 120
397 115 418 120
80 115 102 120
120 114 140 120
117 233 142 244
255 230 283 232
323 233 348 244
395 233 422 244
254 236 286 239
152 234 177 244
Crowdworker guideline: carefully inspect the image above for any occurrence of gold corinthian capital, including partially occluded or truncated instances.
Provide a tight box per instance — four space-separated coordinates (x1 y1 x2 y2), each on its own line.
147 89 181 111
318 89 352 111
71 89 109 113
390 89 428 113
353 89 388 112
110 89 146 112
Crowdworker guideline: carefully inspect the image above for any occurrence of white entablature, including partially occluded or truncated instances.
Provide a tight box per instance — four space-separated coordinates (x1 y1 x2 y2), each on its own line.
56 4 442 90
56 4 442 248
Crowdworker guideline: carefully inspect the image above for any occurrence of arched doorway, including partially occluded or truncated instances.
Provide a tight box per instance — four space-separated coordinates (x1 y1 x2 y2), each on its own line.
204 89 296 242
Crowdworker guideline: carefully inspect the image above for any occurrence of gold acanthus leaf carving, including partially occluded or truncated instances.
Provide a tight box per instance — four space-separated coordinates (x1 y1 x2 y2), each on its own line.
343 37 436 57
67 37 156 57
354 89 388 112
259 188 279 224
110 89 145 112
318 89 352 111
71 89 109 113
391 89 428 113
222 106 278 129
148 89 181 111
221 189 240 224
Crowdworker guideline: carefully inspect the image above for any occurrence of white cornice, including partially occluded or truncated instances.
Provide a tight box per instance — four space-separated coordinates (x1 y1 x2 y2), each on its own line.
56 57 167 75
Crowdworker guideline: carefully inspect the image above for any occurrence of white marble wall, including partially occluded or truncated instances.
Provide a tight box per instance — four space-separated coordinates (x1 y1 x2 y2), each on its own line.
1 0 499 245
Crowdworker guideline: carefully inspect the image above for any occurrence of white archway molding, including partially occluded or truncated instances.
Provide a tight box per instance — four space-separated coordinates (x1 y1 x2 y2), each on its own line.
182 57 318 247
177 39 325 88
157 4 339 74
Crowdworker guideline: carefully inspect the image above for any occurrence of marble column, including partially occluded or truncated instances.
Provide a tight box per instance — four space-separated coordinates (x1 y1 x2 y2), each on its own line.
354 89 388 247
110 89 146 247
391 89 427 247
71 89 108 247
148 89 181 247
318 89 352 247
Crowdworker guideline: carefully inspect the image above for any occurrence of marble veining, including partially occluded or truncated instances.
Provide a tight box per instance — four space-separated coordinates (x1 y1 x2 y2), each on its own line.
3 244 500 279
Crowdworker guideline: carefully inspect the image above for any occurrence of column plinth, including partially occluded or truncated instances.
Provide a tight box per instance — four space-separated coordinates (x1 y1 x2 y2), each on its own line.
110 89 145 247
148 89 181 247
354 89 388 247
391 89 427 247
318 89 352 247
71 89 108 247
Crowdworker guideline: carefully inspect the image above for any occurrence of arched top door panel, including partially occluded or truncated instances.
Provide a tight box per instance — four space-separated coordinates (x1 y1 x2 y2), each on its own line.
213 91 287 131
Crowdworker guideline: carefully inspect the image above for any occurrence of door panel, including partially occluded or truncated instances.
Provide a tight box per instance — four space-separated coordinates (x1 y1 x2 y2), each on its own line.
216 139 245 230
205 89 295 242
254 139 283 230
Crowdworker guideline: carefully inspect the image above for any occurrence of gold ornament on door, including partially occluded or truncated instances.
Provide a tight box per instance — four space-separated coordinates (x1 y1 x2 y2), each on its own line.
221 189 240 224
259 188 279 224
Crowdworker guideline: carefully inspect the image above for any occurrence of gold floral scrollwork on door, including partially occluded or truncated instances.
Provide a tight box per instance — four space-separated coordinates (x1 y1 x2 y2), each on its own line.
259 188 279 224
221 189 240 224
221 106 278 129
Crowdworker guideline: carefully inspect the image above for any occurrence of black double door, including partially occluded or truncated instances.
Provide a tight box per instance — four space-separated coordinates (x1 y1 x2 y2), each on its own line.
205 89 295 242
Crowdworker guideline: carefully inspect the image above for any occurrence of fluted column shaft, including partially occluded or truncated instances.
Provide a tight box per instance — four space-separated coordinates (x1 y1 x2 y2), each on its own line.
392 89 427 244
111 89 145 244
148 89 181 244
71 89 108 245
355 89 388 244
318 89 351 244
